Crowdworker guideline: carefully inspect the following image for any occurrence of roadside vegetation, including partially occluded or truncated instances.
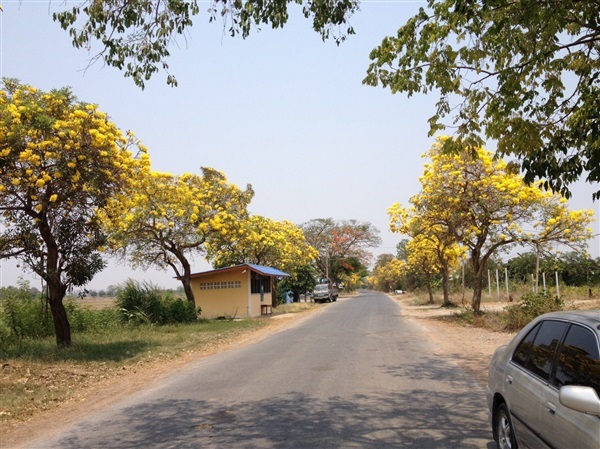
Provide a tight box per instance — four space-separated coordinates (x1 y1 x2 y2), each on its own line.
401 285 600 333
0 281 283 426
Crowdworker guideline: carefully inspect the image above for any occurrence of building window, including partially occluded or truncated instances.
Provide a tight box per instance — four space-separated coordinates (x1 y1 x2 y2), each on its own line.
250 272 271 294
199 281 241 290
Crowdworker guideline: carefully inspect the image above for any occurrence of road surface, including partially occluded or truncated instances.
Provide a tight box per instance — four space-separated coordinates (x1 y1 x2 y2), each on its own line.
27 291 495 449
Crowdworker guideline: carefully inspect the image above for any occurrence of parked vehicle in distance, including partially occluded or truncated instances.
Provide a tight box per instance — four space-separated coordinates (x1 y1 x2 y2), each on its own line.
312 283 338 303
486 310 600 449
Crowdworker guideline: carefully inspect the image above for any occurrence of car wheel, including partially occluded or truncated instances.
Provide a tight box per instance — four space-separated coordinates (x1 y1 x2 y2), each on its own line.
496 403 518 449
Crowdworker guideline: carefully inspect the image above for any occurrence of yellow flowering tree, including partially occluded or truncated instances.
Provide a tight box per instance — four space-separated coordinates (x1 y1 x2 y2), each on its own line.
369 255 406 293
207 215 318 273
206 215 318 305
403 137 594 313
388 204 464 305
0 80 149 346
100 167 254 303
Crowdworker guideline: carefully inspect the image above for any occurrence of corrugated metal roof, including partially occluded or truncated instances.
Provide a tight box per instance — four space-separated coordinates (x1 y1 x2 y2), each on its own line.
246 264 290 277
187 263 289 279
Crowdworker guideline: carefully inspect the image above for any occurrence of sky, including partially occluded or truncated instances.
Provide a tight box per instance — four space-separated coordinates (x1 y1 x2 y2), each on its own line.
1 1 598 291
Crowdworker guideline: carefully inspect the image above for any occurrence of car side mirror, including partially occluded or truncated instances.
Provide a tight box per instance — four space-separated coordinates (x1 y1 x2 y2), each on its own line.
559 385 600 417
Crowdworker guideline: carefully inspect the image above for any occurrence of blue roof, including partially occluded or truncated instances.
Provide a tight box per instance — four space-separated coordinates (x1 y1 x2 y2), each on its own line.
187 263 289 278
245 264 290 277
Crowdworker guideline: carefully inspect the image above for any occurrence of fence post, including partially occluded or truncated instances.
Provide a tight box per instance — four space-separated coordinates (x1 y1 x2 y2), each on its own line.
496 269 500 299
542 272 547 292
505 267 509 301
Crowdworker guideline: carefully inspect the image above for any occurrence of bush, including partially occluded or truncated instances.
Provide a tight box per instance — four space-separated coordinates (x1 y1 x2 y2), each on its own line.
503 291 564 331
160 295 197 324
0 290 54 340
116 280 163 324
115 280 198 325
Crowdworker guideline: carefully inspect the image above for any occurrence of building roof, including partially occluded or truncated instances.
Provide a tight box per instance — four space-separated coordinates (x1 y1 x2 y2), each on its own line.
187 263 290 279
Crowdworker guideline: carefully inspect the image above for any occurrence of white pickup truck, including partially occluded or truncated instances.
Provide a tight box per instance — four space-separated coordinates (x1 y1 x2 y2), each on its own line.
312 283 339 303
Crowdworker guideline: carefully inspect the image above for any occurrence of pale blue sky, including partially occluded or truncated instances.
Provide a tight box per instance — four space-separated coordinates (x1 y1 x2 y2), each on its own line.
1 1 598 290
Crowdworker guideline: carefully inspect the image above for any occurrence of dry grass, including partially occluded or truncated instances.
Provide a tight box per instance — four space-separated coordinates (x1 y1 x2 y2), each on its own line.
0 319 265 426
275 302 320 314
73 296 116 310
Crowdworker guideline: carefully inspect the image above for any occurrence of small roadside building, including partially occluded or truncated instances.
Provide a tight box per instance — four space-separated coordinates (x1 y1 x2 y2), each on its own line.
188 264 289 318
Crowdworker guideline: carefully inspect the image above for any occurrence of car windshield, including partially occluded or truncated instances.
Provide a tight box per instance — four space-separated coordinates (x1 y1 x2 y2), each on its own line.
315 285 328 291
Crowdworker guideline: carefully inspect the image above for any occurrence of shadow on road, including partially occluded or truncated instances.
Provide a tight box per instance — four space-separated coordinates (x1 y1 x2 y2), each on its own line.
54 388 495 448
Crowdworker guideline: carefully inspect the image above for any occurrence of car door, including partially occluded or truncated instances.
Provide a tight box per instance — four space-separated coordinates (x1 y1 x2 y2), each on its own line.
506 319 569 448
539 323 600 449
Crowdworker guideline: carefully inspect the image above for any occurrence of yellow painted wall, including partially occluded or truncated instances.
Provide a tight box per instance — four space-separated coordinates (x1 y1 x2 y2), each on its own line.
190 268 273 318
250 291 271 317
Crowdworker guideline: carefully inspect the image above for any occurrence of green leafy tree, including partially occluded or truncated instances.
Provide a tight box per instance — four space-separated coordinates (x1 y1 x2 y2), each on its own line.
0 80 149 346
277 264 318 303
559 252 600 286
364 0 600 199
53 0 358 88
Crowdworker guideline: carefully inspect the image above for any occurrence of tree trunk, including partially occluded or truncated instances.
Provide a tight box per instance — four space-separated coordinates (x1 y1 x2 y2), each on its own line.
426 283 434 304
272 278 279 306
43 231 71 347
46 269 71 346
173 250 195 304
471 255 485 314
441 266 451 306
293 291 300 303
181 277 195 304
49 291 71 347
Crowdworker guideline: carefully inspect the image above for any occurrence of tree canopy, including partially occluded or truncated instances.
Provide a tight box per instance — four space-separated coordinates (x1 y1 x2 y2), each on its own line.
206 214 318 274
389 137 594 312
301 218 381 286
364 0 600 200
100 167 254 303
53 0 359 88
49 1 599 197
0 79 149 346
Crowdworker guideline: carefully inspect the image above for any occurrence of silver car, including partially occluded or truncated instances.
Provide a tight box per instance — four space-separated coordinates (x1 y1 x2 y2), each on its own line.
486 310 600 449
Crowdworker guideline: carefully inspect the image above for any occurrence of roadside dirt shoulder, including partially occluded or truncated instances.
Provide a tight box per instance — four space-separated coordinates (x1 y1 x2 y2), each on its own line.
393 295 515 385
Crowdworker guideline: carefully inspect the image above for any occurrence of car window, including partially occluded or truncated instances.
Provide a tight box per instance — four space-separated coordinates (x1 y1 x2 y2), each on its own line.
513 322 541 367
553 324 600 395
523 320 568 381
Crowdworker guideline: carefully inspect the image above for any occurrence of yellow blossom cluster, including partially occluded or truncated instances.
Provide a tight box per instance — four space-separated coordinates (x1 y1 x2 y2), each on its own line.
99 167 254 270
206 215 318 273
1 81 149 224
387 136 595 282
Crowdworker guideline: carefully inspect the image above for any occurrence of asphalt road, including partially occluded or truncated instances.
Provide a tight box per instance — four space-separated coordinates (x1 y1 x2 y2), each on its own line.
28 291 495 449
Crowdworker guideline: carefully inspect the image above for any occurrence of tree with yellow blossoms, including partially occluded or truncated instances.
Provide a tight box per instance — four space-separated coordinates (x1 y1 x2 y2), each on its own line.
388 207 464 306
393 137 594 313
207 215 318 274
0 80 149 346
369 255 406 293
100 167 253 304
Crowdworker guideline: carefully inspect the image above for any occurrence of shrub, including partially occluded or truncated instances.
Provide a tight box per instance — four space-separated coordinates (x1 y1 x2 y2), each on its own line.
0 290 53 340
503 291 564 331
115 280 163 324
115 280 198 325
160 295 197 324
